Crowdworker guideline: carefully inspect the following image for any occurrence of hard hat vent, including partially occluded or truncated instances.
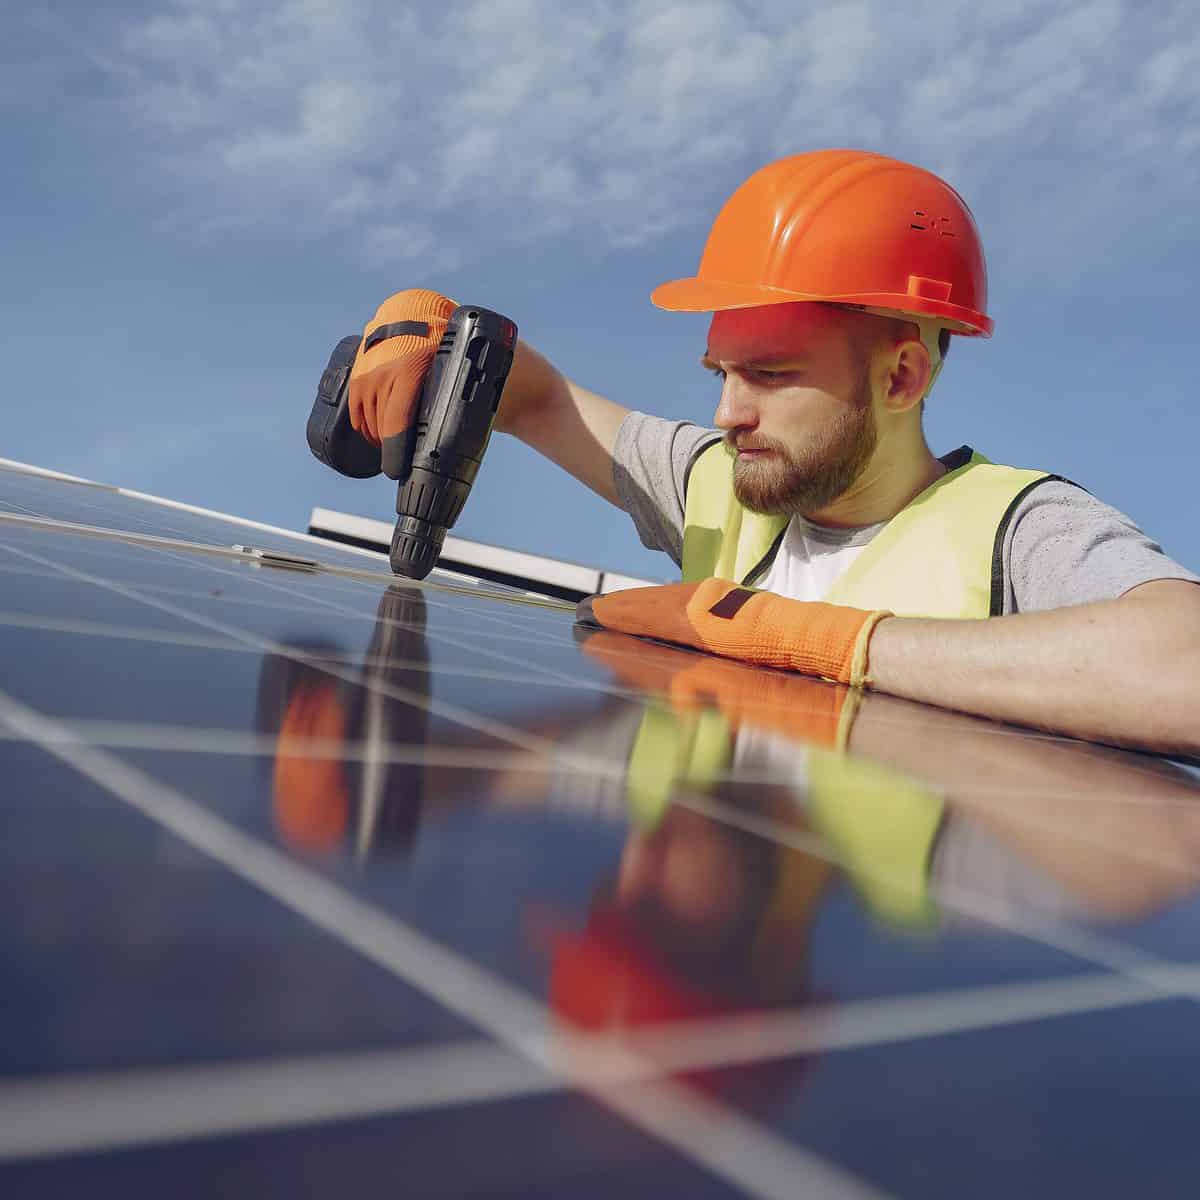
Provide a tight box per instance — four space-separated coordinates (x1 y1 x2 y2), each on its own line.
909 211 956 237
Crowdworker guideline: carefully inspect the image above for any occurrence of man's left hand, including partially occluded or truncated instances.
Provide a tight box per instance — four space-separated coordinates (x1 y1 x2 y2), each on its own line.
576 577 891 687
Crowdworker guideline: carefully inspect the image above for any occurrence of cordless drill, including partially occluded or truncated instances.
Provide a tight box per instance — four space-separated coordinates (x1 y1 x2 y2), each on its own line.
306 306 517 579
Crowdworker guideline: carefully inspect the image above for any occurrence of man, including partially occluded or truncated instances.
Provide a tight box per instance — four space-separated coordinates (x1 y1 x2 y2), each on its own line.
347 149 1200 756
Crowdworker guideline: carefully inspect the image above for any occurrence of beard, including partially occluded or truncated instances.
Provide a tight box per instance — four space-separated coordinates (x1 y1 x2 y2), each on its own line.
728 370 877 517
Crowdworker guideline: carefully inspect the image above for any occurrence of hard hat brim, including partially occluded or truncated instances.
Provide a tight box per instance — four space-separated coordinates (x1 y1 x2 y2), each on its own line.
651 276 993 337
651 278 809 313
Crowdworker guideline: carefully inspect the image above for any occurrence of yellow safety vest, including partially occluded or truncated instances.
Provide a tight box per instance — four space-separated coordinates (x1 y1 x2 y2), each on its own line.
682 443 1055 618
623 443 1062 929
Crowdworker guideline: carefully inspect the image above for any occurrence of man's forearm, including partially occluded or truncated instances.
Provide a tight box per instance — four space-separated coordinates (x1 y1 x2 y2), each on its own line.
866 580 1200 756
493 340 629 507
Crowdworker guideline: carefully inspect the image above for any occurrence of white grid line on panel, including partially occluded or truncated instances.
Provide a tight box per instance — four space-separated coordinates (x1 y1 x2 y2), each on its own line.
0 611 632 706
0 558 586 656
0 542 583 762
0 456 653 601
148 542 608 697
0 612 246 652
139 546 635 711
2 532 638 758
0 1041 549 1161
0 720 538 769
0 510 572 613
0 689 889 1200
0 477 209 541
0 970 1172 1163
0 456 394 566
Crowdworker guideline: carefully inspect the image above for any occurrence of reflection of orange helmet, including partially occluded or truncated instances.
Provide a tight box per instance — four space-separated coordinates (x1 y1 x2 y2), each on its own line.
652 149 992 337
551 906 735 1030
549 902 819 1110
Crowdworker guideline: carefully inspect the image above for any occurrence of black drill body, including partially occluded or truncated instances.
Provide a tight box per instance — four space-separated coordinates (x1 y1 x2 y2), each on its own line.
307 306 517 579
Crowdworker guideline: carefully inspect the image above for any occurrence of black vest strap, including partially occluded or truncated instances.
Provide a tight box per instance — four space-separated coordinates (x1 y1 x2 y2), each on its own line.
988 475 1075 616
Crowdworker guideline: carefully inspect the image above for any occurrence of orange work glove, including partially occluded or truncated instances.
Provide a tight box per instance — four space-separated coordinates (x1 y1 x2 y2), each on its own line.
577 578 892 688
348 288 456 478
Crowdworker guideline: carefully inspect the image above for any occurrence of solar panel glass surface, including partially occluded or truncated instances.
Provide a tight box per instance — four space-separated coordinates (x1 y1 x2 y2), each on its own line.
2 461 1199 1199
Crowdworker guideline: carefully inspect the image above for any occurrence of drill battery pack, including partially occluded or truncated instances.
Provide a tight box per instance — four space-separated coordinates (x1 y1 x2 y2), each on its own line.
306 334 383 479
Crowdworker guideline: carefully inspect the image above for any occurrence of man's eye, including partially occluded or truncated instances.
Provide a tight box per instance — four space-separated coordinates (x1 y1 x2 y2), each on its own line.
748 367 800 383
707 366 726 380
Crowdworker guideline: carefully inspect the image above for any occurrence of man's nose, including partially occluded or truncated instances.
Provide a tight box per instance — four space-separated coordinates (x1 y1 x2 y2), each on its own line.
713 377 758 432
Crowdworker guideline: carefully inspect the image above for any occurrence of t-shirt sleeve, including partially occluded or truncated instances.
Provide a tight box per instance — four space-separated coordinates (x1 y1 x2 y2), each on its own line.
611 411 721 567
1001 480 1200 614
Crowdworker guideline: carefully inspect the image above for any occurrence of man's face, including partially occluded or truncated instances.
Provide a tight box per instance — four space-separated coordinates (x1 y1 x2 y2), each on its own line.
704 304 877 517
616 806 747 945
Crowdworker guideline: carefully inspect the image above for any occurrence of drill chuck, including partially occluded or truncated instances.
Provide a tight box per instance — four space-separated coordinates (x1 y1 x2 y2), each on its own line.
389 515 445 581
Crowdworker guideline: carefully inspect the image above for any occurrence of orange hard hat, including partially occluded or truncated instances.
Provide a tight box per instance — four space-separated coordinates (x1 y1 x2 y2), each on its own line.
652 149 992 337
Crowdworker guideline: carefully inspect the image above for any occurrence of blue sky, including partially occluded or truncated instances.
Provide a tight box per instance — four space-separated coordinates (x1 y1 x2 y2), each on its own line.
4 0 1199 580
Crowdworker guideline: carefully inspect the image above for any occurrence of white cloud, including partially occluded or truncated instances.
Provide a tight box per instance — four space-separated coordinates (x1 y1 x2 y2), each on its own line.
81 0 1200 272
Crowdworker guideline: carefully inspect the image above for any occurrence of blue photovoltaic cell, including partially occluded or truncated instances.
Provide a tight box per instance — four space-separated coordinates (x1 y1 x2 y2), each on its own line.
0 743 480 1079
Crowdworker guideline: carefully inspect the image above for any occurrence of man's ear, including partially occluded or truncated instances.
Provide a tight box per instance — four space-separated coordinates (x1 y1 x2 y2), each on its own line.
883 338 932 414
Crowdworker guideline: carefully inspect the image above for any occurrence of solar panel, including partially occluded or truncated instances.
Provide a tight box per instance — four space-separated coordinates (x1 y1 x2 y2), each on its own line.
2 456 1199 1198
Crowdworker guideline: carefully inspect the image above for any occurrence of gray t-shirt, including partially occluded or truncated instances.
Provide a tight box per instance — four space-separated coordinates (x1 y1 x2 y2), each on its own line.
611 411 1199 613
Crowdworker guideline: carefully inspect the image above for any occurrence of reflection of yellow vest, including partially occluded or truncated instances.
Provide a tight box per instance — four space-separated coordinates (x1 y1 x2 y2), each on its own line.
682 443 1055 618
807 749 945 928
625 444 1062 928
629 711 949 929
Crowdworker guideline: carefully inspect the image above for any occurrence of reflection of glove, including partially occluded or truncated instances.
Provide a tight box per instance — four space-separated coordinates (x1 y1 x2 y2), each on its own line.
578 577 891 687
580 629 859 750
273 681 350 852
668 658 860 750
348 288 456 477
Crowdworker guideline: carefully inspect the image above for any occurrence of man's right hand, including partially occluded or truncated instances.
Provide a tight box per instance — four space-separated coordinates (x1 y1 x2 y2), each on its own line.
348 288 456 478
349 285 631 505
